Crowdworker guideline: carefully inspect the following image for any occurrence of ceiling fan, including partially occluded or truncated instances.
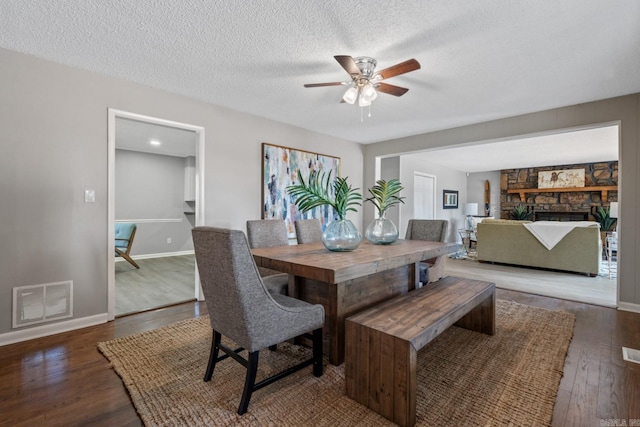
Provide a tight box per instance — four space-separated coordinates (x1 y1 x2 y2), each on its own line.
304 55 421 107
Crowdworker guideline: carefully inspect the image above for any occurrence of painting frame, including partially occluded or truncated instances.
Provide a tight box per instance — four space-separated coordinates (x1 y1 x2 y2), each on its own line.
261 143 341 238
443 190 459 209
538 168 585 189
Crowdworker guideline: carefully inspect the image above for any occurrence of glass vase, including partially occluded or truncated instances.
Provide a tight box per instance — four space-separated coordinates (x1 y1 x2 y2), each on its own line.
322 219 362 252
365 214 399 245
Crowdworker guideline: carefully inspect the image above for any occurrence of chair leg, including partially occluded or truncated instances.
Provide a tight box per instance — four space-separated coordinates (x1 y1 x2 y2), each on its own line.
238 351 259 415
312 328 323 377
115 248 140 269
204 331 221 382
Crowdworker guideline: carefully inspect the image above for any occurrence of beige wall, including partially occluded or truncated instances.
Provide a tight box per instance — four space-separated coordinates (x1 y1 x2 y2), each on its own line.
0 48 363 337
365 95 639 308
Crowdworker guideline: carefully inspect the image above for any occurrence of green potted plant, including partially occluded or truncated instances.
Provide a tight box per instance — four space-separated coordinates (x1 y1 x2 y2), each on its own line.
592 206 617 247
592 206 617 232
287 170 362 251
364 179 405 244
510 204 533 220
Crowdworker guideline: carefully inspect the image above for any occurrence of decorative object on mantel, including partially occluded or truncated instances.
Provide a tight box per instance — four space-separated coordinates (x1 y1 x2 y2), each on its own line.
287 170 362 251
364 179 405 244
538 168 585 189
443 189 458 209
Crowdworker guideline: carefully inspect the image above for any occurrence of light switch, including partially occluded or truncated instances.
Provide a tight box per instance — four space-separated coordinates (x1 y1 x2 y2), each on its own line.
84 189 96 203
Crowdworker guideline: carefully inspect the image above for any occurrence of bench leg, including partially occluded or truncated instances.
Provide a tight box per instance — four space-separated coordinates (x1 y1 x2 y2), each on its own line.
346 321 418 427
455 288 495 335
392 340 418 427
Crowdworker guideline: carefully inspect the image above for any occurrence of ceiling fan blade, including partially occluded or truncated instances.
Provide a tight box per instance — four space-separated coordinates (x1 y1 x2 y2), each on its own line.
334 55 361 77
304 81 346 88
375 58 421 80
376 82 409 97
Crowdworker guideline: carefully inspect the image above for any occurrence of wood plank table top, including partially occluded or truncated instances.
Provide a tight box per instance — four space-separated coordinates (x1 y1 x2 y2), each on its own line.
251 239 460 284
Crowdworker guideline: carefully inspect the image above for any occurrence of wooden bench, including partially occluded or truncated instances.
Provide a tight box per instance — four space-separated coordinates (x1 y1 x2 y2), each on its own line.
345 276 496 427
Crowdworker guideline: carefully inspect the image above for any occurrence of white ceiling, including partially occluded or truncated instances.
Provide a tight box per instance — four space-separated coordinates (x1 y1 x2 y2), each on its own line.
1 0 639 150
409 124 619 173
115 117 197 157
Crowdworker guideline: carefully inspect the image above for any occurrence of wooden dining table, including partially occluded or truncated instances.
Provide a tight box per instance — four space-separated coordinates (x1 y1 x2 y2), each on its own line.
252 239 460 365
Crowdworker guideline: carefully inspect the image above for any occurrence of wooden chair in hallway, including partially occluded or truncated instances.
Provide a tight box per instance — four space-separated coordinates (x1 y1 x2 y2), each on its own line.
115 223 139 269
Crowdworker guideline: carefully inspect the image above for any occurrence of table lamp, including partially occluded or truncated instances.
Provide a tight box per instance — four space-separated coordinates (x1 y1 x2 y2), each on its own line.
464 203 479 230
609 202 619 236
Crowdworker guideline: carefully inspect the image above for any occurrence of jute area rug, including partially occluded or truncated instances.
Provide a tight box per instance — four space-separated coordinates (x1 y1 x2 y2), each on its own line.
98 300 575 426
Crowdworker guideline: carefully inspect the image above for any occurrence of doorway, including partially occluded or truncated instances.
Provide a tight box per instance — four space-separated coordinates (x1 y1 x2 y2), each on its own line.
414 172 436 219
107 109 205 320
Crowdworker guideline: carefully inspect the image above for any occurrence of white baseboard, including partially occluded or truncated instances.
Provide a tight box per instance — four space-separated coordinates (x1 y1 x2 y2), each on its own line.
0 313 109 346
617 302 640 313
115 250 194 262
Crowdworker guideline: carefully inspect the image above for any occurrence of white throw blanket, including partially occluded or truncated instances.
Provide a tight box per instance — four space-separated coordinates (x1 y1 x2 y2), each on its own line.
523 221 600 250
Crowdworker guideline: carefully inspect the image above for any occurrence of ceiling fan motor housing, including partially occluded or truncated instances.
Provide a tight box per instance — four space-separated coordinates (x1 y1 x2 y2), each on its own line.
354 57 377 78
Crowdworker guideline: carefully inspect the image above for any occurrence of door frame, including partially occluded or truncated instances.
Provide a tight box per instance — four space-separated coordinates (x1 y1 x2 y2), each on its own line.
107 109 205 321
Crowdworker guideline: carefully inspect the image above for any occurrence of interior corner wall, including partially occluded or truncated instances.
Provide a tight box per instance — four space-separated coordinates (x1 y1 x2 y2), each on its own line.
364 94 639 306
467 171 501 217
0 47 363 337
399 155 467 243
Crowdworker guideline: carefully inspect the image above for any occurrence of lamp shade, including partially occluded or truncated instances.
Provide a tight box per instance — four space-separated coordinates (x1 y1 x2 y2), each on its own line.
342 87 358 104
609 202 619 218
464 203 478 216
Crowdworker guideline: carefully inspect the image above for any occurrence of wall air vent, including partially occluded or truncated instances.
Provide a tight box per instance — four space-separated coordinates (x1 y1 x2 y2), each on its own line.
12 281 73 328
622 347 640 365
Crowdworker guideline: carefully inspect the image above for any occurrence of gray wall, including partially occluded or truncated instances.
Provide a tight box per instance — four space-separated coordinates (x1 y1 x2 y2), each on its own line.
399 155 467 242
365 94 639 307
0 47 363 336
115 149 193 255
467 171 501 217
378 156 401 227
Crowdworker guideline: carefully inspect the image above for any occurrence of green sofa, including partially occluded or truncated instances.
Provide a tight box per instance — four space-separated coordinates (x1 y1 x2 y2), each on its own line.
476 219 601 276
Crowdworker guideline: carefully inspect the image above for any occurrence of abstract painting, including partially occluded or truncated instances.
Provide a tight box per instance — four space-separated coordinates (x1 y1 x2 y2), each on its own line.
262 143 340 238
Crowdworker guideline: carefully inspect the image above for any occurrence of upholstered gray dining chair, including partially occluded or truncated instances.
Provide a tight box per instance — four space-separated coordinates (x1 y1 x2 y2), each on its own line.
246 219 289 295
192 226 324 415
405 219 449 285
294 219 323 244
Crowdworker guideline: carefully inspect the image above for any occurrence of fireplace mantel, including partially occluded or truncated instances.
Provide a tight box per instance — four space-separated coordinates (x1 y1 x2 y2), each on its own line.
506 185 617 203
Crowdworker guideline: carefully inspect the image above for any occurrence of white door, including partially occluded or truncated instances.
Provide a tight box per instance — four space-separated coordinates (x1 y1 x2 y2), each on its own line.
414 173 436 219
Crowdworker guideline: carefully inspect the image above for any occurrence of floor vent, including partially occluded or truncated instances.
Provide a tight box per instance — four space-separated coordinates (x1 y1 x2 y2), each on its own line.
12 281 73 328
622 347 640 364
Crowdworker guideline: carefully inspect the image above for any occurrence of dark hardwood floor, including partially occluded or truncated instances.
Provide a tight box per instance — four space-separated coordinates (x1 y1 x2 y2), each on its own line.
1 290 639 426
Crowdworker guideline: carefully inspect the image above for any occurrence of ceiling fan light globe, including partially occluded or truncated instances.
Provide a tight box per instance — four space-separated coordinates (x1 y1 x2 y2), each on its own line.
362 83 377 102
359 96 372 107
343 87 358 104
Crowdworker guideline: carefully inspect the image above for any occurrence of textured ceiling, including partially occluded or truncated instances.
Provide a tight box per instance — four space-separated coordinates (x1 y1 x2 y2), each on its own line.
1 1 639 145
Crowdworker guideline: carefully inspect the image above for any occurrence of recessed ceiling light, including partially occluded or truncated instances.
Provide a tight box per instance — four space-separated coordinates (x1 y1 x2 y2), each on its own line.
149 140 161 146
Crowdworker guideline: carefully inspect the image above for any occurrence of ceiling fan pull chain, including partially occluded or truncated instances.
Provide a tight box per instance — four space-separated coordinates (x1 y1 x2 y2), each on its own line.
368 105 372 118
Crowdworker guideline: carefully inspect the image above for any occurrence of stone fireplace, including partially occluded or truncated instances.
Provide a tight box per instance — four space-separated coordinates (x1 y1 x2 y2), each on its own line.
500 161 618 220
